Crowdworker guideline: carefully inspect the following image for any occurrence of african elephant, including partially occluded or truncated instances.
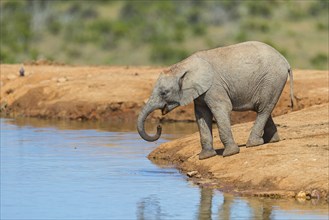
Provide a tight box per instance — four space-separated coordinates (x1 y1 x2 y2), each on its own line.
137 41 293 160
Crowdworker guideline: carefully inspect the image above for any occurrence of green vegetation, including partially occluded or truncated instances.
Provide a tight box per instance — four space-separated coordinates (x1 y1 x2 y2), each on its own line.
0 0 328 69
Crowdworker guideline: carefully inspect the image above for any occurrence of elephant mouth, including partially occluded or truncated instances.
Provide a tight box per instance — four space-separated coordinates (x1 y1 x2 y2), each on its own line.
162 103 179 115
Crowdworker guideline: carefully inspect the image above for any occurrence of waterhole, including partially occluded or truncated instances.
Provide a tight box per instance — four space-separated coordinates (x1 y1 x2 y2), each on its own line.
1 118 327 219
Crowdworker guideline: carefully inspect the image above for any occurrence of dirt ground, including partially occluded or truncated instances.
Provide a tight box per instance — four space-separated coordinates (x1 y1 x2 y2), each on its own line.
149 103 329 201
0 64 328 124
1 64 328 201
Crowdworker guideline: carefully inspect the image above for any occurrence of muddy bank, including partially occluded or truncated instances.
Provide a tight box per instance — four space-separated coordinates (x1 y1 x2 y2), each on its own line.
0 64 328 123
0 64 160 121
149 103 329 201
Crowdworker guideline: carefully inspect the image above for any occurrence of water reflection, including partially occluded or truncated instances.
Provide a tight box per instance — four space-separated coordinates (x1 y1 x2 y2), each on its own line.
136 195 162 220
198 188 214 220
135 186 329 220
216 192 272 220
197 187 328 220
5 117 198 140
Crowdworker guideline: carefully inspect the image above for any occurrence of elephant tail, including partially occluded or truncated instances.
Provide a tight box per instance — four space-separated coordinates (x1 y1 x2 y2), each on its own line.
288 68 294 110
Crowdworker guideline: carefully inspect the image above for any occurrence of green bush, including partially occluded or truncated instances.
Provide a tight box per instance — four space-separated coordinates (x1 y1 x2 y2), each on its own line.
193 24 206 36
241 19 270 33
89 19 112 34
0 48 15 63
287 3 307 21
311 53 328 69
234 31 248 42
308 0 328 16
150 44 188 64
245 1 274 18
48 17 62 35
1 1 32 63
316 21 328 31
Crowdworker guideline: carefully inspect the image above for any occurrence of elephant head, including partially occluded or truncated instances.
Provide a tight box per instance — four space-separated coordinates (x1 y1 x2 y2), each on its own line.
137 55 214 142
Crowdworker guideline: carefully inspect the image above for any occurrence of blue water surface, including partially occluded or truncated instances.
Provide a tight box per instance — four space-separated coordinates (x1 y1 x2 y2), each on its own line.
1 118 328 220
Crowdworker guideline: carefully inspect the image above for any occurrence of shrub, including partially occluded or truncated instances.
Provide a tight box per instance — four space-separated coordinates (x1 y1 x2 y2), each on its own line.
150 44 188 64
245 1 274 18
241 19 270 33
48 17 62 35
316 21 328 31
311 53 328 69
308 0 328 16
234 31 248 42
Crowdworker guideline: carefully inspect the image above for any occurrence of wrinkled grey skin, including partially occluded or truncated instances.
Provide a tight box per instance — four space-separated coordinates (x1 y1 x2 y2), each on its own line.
137 41 293 160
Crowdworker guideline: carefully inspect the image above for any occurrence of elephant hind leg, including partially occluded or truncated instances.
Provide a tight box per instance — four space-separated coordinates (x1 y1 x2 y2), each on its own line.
247 76 284 147
246 105 274 147
263 116 280 143
247 114 280 147
246 112 267 147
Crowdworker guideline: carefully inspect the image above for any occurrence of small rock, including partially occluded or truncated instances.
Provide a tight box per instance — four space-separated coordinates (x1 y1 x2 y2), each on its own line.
286 191 296 198
7 74 17 80
187 171 198 177
296 191 306 199
311 189 320 199
19 67 25 77
6 89 14 95
306 194 311 200
296 197 306 203
0 102 8 112
108 103 121 111
57 77 68 83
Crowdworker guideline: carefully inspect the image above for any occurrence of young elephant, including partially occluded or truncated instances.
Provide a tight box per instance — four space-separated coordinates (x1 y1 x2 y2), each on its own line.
137 41 293 160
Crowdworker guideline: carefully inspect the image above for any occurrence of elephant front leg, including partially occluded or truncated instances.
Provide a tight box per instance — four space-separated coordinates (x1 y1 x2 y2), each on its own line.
194 101 217 160
206 99 239 157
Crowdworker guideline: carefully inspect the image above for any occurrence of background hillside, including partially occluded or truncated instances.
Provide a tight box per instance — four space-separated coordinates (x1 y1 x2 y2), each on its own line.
1 0 328 69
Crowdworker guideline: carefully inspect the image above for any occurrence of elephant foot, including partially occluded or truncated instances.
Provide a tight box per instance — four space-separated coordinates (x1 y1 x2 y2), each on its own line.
246 137 264 147
267 132 280 143
199 149 217 160
223 144 240 157
263 131 280 143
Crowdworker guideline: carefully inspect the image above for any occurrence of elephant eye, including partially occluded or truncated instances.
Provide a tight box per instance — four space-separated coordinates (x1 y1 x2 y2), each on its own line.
160 89 170 97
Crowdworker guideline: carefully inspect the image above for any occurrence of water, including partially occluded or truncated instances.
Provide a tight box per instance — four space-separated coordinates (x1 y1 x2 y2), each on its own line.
1 118 328 220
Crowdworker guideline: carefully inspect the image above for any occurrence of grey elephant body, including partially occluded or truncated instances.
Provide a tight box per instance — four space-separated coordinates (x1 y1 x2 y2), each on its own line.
137 41 293 159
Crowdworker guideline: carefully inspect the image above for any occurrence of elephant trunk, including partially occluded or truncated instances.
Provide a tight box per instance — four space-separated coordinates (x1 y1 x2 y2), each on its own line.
137 101 162 142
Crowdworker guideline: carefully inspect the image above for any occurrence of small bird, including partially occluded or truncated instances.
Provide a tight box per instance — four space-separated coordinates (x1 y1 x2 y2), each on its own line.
19 66 25 77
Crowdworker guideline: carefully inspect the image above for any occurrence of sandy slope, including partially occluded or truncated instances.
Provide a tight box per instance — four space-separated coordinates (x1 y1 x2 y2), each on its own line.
149 103 329 200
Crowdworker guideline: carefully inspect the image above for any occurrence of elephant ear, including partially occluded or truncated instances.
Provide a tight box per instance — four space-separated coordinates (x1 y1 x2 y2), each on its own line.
178 58 214 106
